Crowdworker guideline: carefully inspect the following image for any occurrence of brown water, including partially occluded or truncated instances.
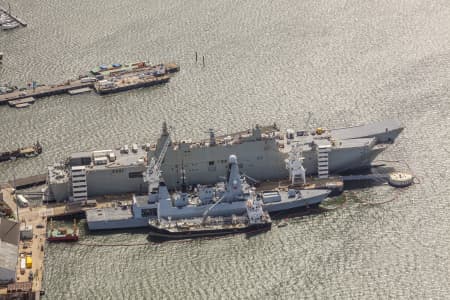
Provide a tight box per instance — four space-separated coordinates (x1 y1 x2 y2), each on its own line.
1 0 450 298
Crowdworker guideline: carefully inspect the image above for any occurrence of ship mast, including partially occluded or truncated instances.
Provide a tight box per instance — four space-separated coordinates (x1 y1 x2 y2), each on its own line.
285 143 306 185
201 155 242 224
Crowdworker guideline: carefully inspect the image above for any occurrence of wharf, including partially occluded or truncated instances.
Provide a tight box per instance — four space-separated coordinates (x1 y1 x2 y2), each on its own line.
0 188 131 298
0 188 45 299
0 6 27 27
7 174 47 190
0 81 94 105
0 62 179 107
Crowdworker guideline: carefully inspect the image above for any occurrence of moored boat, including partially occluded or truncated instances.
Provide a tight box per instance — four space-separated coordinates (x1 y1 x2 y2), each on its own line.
0 142 42 162
2 21 19 30
157 154 331 221
148 197 271 240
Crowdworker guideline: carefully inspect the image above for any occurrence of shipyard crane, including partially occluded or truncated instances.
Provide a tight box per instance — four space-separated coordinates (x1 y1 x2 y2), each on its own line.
145 126 172 183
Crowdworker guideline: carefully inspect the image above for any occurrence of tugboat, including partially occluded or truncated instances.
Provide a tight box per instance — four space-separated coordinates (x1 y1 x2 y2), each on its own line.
0 141 42 162
47 219 79 242
148 195 272 241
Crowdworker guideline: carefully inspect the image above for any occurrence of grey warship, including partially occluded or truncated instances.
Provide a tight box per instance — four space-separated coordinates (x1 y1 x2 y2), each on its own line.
150 119 403 188
47 119 403 202
86 154 329 230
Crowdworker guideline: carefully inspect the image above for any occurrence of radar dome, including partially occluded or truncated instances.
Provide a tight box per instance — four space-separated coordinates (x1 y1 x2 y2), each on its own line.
228 155 238 164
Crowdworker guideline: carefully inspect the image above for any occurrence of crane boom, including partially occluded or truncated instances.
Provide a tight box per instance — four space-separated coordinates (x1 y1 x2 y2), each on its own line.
146 129 171 183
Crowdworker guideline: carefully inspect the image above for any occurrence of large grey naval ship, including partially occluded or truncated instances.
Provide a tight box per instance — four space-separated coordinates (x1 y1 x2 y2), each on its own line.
86 154 330 230
46 119 403 202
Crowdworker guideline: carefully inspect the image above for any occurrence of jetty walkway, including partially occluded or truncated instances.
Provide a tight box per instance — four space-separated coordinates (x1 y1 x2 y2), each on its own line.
0 62 180 107
0 80 94 105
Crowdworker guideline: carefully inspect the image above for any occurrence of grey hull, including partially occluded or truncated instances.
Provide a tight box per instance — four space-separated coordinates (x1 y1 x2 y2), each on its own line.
87 218 150 231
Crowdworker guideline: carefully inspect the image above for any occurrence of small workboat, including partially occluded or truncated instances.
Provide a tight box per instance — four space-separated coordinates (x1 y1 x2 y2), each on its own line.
0 141 43 162
15 103 31 108
2 22 19 30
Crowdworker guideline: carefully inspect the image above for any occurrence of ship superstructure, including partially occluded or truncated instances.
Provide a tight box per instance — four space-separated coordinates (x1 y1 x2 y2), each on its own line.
47 146 147 201
156 155 331 220
47 119 403 202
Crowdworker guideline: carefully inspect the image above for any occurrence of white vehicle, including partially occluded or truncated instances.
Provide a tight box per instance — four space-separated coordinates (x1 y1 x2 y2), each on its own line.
16 194 29 207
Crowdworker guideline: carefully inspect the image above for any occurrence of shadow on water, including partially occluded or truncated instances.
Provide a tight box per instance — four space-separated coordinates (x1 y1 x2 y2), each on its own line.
269 204 325 220
85 226 150 236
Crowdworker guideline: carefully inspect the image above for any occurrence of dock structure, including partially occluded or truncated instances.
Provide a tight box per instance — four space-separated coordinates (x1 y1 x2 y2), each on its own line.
0 80 94 105
0 62 180 108
0 187 133 298
0 188 45 298
7 174 47 190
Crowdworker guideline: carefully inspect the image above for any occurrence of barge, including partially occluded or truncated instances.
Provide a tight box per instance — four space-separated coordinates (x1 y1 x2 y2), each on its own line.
94 75 170 95
0 142 42 162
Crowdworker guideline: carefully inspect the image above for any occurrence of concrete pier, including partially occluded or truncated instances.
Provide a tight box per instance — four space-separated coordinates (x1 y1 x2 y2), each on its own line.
0 62 180 107
7 174 47 190
0 81 94 105
0 187 134 298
